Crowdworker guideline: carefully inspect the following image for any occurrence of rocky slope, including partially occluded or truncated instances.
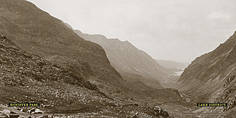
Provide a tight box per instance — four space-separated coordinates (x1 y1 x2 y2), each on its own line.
75 30 167 88
178 31 236 115
0 0 123 89
0 34 104 112
0 0 186 117
0 32 178 118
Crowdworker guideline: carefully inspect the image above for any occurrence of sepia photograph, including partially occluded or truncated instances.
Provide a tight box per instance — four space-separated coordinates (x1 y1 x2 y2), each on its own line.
0 0 236 117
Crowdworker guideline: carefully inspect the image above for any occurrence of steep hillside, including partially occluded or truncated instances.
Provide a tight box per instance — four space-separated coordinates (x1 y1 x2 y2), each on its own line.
178 31 236 112
75 30 167 88
0 34 177 117
0 1 190 117
0 0 123 88
0 34 106 112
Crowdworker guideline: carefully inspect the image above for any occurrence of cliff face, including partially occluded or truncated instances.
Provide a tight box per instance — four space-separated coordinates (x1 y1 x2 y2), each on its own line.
75 30 167 88
178 31 236 111
0 0 123 87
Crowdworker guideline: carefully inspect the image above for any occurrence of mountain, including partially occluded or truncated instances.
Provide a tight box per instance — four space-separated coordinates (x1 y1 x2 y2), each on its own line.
0 0 177 117
0 34 111 113
0 0 124 91
0 29 174 118
75 30 168 88
74 30 190 114
178 31 236 114
0 0 188 117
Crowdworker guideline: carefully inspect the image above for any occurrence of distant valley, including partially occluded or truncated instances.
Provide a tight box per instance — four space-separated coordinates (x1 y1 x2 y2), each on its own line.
75 30 169 88
157 60 188 76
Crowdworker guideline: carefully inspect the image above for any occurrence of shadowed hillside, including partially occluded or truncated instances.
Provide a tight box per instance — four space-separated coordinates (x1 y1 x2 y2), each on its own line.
75 30 168 88
0 34 106 113
0 0 196 117
0 0 123 88
0 34 176 117
178 31 236 116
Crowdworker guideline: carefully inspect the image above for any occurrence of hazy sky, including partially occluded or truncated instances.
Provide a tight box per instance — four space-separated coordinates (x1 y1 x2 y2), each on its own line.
28 0 236 63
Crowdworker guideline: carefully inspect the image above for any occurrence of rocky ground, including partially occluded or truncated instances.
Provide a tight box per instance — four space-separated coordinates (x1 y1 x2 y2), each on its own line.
0 34 175 118
0 34 228 118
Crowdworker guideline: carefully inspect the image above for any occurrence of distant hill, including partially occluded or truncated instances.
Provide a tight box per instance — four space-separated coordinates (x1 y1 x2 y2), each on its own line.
157 60 188 74
75 30 168 88
178 31 236 115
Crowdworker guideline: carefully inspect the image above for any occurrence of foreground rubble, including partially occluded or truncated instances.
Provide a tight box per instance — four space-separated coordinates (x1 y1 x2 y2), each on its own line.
0 35 175 118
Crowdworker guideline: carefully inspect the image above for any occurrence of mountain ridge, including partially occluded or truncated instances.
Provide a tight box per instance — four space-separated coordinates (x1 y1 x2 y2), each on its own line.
0 0 124 87
75 30 168 88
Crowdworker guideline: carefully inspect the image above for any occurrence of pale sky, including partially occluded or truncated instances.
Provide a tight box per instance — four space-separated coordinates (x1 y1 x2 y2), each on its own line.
27 0 236 63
